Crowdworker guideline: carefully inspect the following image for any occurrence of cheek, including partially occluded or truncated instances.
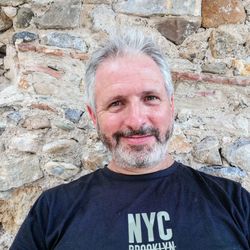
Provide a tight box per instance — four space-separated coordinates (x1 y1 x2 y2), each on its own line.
98 114 123 135
152 109 173 129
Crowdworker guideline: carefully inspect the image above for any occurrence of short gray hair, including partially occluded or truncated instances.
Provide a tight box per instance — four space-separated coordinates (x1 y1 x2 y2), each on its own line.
85 30 173 110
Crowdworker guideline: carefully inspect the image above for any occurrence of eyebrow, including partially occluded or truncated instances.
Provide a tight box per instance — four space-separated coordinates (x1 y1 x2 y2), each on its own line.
141 90 161 96
105 90 162 103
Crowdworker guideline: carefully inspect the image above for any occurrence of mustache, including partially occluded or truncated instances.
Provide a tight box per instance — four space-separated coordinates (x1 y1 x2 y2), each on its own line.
113 126 160 143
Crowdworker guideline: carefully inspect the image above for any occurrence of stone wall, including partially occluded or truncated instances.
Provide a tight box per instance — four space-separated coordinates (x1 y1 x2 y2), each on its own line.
0 0 249 247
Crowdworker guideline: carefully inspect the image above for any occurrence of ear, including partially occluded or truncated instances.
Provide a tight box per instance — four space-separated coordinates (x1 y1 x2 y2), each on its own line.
170 95 174 112
86 105 97 127
169 95 175 119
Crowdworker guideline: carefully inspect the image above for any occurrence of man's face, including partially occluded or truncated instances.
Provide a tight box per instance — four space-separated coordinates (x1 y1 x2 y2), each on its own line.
87 54 174 169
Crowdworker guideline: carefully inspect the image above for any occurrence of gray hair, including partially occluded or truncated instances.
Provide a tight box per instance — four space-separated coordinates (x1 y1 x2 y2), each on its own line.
85 30 173 111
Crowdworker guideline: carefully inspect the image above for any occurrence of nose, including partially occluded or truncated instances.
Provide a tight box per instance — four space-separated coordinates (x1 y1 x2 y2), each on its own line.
124 102 147 130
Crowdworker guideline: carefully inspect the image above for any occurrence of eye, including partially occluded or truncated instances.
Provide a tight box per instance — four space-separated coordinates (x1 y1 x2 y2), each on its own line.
107 100 125 112
109 100 122 107
144 95 159 102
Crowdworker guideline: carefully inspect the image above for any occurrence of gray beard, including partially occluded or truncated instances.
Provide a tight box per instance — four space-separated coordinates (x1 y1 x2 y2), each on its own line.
98 125 173 169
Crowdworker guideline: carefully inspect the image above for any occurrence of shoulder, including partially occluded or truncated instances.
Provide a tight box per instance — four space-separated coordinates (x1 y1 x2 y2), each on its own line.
41 168 104 204
177 162 250 209
177 162 243 189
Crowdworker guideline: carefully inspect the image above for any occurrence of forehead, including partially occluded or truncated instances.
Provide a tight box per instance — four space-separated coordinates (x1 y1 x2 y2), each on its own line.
94 54 166 96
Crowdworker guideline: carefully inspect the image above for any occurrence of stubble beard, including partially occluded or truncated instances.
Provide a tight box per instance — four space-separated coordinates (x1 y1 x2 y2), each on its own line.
98 124 173 169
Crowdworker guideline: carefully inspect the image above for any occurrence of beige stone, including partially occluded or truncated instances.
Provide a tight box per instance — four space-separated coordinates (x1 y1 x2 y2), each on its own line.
0 0 26 6
42 139 77 154
232 59 250 76
0 154 43 191
83 0 111 3
113 0 202 16
33 81 56 96
43 161 80 180
222 139 250 171
179 29 210 61
0 186 42 233
192 136 222 165
168 134 192 154
92 5 117 34
8 133 40 153
2 6 17 18
81 152 108 171
209 25 249 59
0 86 25 106
22 115 51 130
0 9 13 32
202 0 246 28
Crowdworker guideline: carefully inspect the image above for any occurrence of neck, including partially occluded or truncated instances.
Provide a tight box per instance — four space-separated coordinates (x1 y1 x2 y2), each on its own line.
107 154 174 175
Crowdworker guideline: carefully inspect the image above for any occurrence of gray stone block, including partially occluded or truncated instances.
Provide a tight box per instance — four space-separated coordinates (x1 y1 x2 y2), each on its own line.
41 33 87 52
113 0 201 16
34 0 81 29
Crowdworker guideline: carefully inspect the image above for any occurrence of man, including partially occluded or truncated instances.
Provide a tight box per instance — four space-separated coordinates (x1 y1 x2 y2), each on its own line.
11 31 250 250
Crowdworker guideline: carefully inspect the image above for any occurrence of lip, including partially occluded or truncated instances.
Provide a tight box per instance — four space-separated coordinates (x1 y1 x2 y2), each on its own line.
121 135 155 145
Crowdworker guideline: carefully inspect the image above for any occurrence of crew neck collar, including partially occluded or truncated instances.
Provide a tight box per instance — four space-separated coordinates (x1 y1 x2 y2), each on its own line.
102 161 179 181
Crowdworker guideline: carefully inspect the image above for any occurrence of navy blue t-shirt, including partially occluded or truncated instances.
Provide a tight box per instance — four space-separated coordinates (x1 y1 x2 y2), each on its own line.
11 162 250 250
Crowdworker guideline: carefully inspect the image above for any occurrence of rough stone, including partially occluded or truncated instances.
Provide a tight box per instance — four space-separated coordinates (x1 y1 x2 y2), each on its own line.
172 70 250 86
92 5 116 34
157 16 201 45
30 103 57 113
34 0 81 29
113 0 201 17
0 86 25 106
199 166 246 181
8 134 40 153
0 123 6 135
0 105 15 115
41 33 87 52
0 154 43 191
232 59 250 76
246 3 250 15
81 148 109 171
0 0 26 6
30 0 54 5
42 139 77 154
2 6 17 18
0 9 13 32
222 138 250 171
22 115 51 130
6 111 22 124
0 44 6 58
33 82 55 96
205 114 249 137
170 58 201 72
202 62 227 74
65 108 83 123
12 31 38 44
168 126 192 154
179 30 210 61
0 186 42 233
202 0 246 28
43 161 80 180
209 25 249 59
168 134 192 154
15 7 34 28
193 136 222 165
53 119 75 131
84 0 111 3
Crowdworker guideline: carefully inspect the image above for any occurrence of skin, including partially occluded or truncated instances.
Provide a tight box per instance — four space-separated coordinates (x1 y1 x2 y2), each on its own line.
87 53 175 175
